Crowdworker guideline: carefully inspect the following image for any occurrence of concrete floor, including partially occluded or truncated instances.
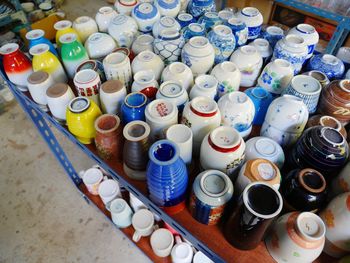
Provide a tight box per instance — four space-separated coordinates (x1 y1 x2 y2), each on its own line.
0 1 150 263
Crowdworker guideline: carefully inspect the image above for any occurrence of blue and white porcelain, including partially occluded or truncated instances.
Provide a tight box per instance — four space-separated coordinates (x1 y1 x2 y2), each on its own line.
271 34 308 75
207 25 235 64
176 13 196 28
182 23 206 41
189 74 218 100
237 7 263 40
210 61 241 97
161 62 194 92
248 38 272 65
198 11 221 31
307 54 345 81
245 87 273 125
225 17 248 47
261 25 284 49
155 0 181 17
218 9 234 24
187 0 216 19
132 3 161 34
152 16 181 38
26 29 58 56
154 29 185 64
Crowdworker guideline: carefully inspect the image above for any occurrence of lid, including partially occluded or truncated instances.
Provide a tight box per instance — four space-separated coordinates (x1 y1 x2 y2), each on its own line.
46 83 69 98
213 25 232 36
25 29 44 40
95 114 121 134
291 75 321 95
29 43 49 56
59 33 77 44
27 71 49 85
160 81 184 98
296 212 326 242
200 171 230 197
54 20 72 30
254 137 277 157
244 159 280 184
123 120 151 141
0 43 19 55
101 80 124 94
298 168 326 194
146 99 176 119
74 69 98 84
68 97 90 113
209 126 241 153
110 198 127 213
190 96 218 117
188 23 204 33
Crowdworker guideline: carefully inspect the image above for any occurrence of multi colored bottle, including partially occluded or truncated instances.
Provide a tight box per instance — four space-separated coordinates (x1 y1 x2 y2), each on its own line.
26 29 58 57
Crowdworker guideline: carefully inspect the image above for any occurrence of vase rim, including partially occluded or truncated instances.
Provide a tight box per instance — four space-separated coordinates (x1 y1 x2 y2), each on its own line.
123 120 150 141
339 79 350 93
220 61 238 73
295 212 326 242
159 80 184 98
104 52 128 66
296 23 316 35
241 7 260 17
320 127 345 146
240 45 257 55
195 74 218 90
54 20 72 30
305 70 328 82
251 87 269 99
190 96 218 117
209 126 241 152
227 91 249 104
319 115 341 131
124 92 148 108
0 43 19 55
59 33 77 44
291 75 321 95
254 137 277 157
68 97 90 113
321 54 339 65
95 114 121 134
26 29 45 40
74 69 99 85
134 70 155 84
29 43 49 56
148 139 180 166
284 34 306 48
199 170 231 198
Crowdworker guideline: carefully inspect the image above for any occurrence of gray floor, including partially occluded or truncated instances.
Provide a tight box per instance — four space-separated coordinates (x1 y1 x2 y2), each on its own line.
0 1 150 262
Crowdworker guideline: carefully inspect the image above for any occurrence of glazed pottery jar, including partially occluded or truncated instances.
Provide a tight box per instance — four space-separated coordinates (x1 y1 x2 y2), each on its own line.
225 17 248 47
200 126 245 178
288 127 349 177
280 168 327 212
261 25 284 49
248 38 272 65
272 35 308 75
218 91 255 139
154 29 185 65
261 95 309 147
155 0 181 17
103 52 132 89
224 182 283 250
244 87 273 125
266 212 326 263
72 16 98 43
188 0 216 19
282 75 322 114
121 92 148 124
26 29 57 57
319 192 350 258
181 36 215 77
100 80 127 115
218 10 234 24
46 83 75 123
189 170 233 225
288 23 319 60
95 6 118 32
60 33 89 79
207 25 235 64
146 139 188 213
176 13 195 28
76 60 106 83
132 70 159 99
230 45 263 88
0 43 33 91
54 20 81 47
182 23 206 41
115 0 138 15
84 33 117 60
131 34 155 55
235 159 281 196
331 161 350 196
189 75 218 101
257 59 294 95
73 69 101 106
132 3 160 34
145 99 178 141
197 12 221 32
318 80 350 124
152 16 181 39
95 114 123 160
245 136 285 169
131 51 165 81
303 70 330 88
161 62 193 92
306 115 347 138
123 120 151 180
27 71 54 111
108 15 138 48
307 54 345 81
236 7 263 40
156 80 189 111
181 96 221 154
30 44 67 84
210 61 241 97
66 97 102 144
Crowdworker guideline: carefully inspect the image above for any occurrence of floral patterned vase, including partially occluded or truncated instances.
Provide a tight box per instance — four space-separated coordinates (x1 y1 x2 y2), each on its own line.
207 25 235 64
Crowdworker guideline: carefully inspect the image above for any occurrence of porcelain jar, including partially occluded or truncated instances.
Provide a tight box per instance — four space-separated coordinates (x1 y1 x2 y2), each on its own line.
207 25 235 64
26 29 57 57
257 58 294 95
303 70 330 89
115 0 138 15
319 193 350 258
266 212 326 263
60 33 89 79
30 44 67 84
103 52 132 89
331 161 350 196
132 3 160 34
152 16 181 38
72 16 98 43
108 15 138 48
131 34 155 55
245 136 285 169
100 80 127 115
131 70 159 99
261 25 284 49
176 13 195 28
73 69 101 106
261 95 309 147
84 33 117 60
230 45 263 88
156 80 189 111
66 97 102 144
236 7 263 40
161 62 193 92
189 74 218 100
245 87 274 125
76 60 106 83
197 12 221 32
218 91 255 139
189 170 233 225
188 0 216 19
54 20 81 47
210 61 241 98
181 36 215 77
95 6 118 32
181 96 221 154
121 92 148 124
154 29 185 64
288 23 319 60
307 54 345 81
225 17 248 47
27 71 54 111
155 0 181 17
0 43 33 91
272 35 308 75
200 126 245 179
131 51 165 81
182 23 206 41
248 38 272 65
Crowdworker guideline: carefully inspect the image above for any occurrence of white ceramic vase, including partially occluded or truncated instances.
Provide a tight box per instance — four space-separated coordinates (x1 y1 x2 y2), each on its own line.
154 29 185 64
108 14 139 48
132 3 160 34
131 50 165 81
95 6 118 32
161 62 193 92
236 7 263 40
132 34 155 55
156 80 189 110
152 16 181 38
85 33 117 60
72 16 98 43
100 80 127 115
131 70 159 94
103 52 132 89
189 74 218 100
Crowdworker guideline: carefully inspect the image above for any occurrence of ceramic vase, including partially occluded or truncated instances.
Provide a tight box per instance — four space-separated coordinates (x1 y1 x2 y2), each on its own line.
182 23 206 41
154 29 185 65
307 54 345 81
131 70 159 100
187 0 216 19
131 51 165 81
27 71 54 111
152 16 181 39
132 3 160 34
303 70 330 89
161 62 193 92
103 52 132 89
156 80 189 111
108 15 138 48
72 16 98 43
132 34 155 55
181 36 215 77
76 60 106 83
1 43 33 91
197 12 221 32
236 7 263 40
230 45 263 88
245 87 273 125
115 0 138 15
189 74 218 101
261 25 284 49
100 80 127 115
73 69 101 106
225 17 248 47
207 25 235 64
155 0 181 17
248 38 272 65
95 6 118 32
218 91 255 139
306 115 347 138
218 10 234 24
26 29 58 57
54 20 81 47
121 92 148 124
176 13 195 28
84 33 117 60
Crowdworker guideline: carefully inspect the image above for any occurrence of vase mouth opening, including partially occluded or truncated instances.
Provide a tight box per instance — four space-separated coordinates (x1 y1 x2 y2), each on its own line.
227 17 243 25
160 16 176 27
228 91 248 104
169 62 186 74
138 50 155 61
274 59 291 68
243 182 283 219
296 23 316 34
99 6 114 14
213 25 232 36
209 126 241 151
160 80 184 97
188 23 204 33
195 75 218 90
298 168 326 194
200 170 230 197
125 92 148 108
29 43 49 56
123 120 150 141
204 11 218 19
285 34 305 47
74 69 98 84
321 54 338 65
266 26 283 36
150 140 179 164
339 79 350 93
320 127 345 146
68 97 90 113
105 52 127 65
178 13 193 21
54 20 72 30
166 124 192 144
26 29 45 40
291 75 321 95
307 70 328 82
240 45 257 55
75 16 91 24
189 36 208 48
59 33 77 44
0 43 19 55
241 7 259 17
95 114 120 133
254 138 277 156
221 61 238 73
251 87 269 99
296 212 326 242
319 116 341 131
190 96 218 116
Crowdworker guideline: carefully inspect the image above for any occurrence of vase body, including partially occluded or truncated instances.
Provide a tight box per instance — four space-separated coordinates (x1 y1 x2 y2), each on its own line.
95 6 118 32
207 25 235 64
26 29 58 56
132 3 160 34
225 17 248 47
236 7 263 40
244 87 273 125
188 0 216 19
154 29 185 65
73 69 101 106
307 54 345 81
108 15 138 48
27 71 54 110
72 16 98 43
85 33 117 60
161 62 193 92
155 0 181 17
121 92 148 124
54 20 81 47
103 52 132 89
100 80 127 115
132 51 165 81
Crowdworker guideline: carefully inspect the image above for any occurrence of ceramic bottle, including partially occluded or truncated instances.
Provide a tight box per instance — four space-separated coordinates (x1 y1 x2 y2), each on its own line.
26 29 58 57
121 92 148 124
225 17 248 47
152 16 181 39
73 69 101 106
72 16 98 43
131 51 165 81
54 20 81 47
95 6 118 32
115 0 138 15
84 33 117 60
161 62 193 92
154 29 185 65
236 7 263 40
132 70 159 99
307 54 345 81
155 0 181 17
132 3 160 34
248 38 272 65
108 15 139 48
27 71 54 111
131 34 155 55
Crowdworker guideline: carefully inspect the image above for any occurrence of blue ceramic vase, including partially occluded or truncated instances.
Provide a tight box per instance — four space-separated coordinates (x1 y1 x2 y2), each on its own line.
176 13 196 28
245 87 273 125
225 17 248 47
260 26 284 49
26 29 58 56
307 54 345 81
197 11 221 32
121 92 148 124
188 0 216 19
182 23 206 41
207 25 235 64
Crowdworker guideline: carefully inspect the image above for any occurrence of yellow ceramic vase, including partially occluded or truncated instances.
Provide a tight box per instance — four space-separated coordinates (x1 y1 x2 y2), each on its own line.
66 97 102 144
54 20 81 47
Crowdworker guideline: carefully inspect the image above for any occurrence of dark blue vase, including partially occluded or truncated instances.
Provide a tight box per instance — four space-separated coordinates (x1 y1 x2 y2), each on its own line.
121 92 148 124
26 29 58 56
245 87 273 125
187 0 216 19
307 54 345 81
146 140 188 213
176 13 196 28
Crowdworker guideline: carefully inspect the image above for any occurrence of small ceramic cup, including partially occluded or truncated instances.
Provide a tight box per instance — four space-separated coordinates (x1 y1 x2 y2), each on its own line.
171 235 194 263
166 124 193 165
98 179 121 205
81 167 104 195
150 228 175 257
27 71 55 111
73 69 101 107
132 209 157 242
107 198 133 228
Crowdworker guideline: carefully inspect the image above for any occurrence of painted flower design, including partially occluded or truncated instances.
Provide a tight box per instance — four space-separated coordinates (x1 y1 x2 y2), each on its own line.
262 71 272 84
323 209 335 228
181 51 192 67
